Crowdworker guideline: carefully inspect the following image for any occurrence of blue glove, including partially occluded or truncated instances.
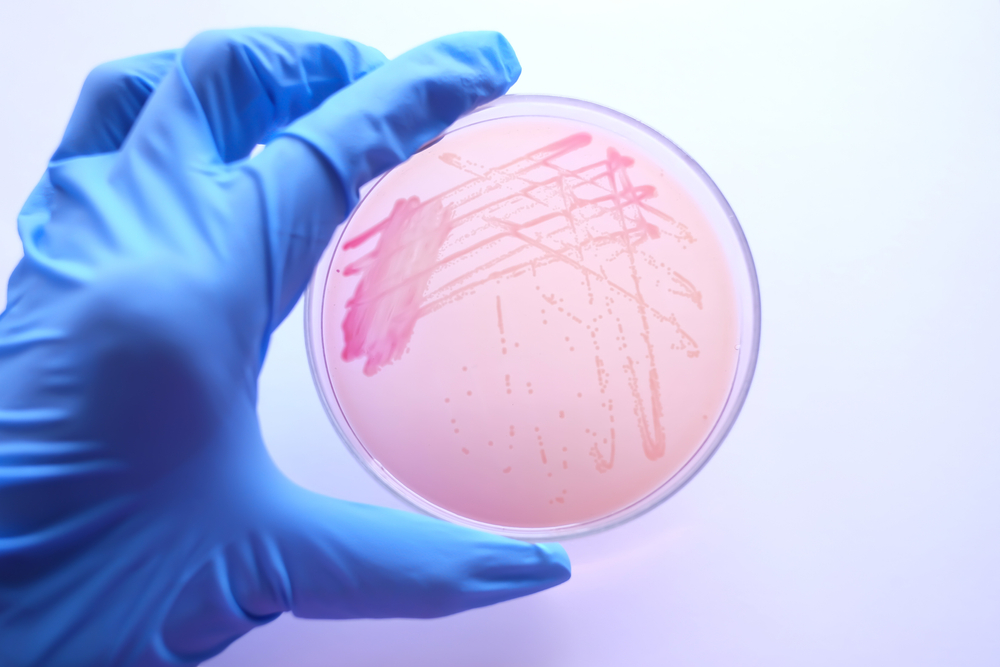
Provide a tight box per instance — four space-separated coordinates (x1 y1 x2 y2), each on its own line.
0 29 570 666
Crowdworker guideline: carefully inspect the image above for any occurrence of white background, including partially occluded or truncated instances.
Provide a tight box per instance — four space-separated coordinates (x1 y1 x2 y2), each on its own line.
2 2 999 665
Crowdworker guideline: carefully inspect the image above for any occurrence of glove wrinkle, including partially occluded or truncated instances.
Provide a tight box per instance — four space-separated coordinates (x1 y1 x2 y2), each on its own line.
52 50 179 162
225 531 294 620
162 550 278 663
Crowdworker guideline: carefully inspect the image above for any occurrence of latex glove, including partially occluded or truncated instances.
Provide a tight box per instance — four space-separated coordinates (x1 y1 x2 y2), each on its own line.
0 29 570 667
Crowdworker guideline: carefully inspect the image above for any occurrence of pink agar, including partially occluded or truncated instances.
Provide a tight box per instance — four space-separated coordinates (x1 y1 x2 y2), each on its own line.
319 116 740 530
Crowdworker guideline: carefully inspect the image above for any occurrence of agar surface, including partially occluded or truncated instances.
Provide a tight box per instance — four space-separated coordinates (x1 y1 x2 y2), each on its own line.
321 117 739 528
340 133 701 464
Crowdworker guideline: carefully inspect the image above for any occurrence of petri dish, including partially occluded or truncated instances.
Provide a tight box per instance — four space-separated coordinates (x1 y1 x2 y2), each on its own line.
305 95 760 540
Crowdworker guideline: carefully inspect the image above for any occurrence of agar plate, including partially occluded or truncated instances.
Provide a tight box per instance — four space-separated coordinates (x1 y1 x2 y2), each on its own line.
305 95 760 539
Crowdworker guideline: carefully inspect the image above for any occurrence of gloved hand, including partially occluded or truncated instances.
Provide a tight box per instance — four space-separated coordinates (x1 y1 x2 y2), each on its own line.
0 28 570 666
